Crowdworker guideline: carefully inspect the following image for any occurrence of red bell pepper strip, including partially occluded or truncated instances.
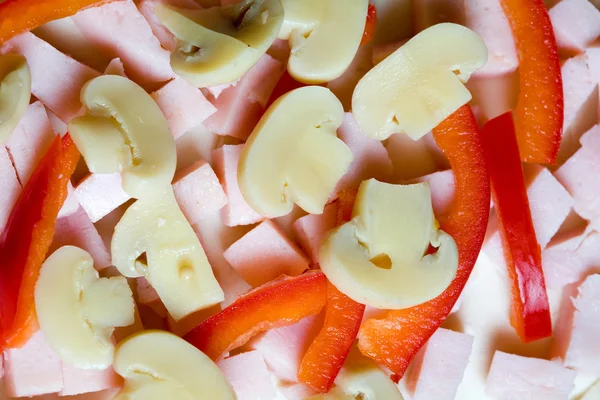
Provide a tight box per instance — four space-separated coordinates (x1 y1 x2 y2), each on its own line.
0 134 80 350
482 112 552 342
357 105 490 380
185 271 327 361
298 280 365 393
0 0 120 45
501 0 563 164
360 4 377 46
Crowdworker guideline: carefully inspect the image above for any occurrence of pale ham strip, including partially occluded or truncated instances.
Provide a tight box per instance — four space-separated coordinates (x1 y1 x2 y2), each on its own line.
73 173 132 223
138 0 201 52
0 32 100 123
60 364 122 397
58 182 80 219
217 351 280 400
415 169 456 218
550 0 600 55
293 202 338 265
0 146 21 235
104 58 127 77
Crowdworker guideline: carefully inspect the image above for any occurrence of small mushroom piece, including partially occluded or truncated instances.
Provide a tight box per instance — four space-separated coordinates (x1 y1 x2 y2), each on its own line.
0 54 31 145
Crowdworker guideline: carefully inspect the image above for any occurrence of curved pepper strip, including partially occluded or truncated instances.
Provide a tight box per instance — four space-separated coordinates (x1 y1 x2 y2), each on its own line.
0 134 80 350
298 281 366 393
360 4 377 46
185 271 327 361
482 112 552 342
0 0 118 45
357 105 490 380
501 0 563 164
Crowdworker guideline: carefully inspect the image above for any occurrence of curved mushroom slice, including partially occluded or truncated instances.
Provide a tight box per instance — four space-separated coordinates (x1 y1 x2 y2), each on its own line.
352 23 487 141
111 188 224 321
68 75 176 199
0 54 31 145
320 179 459 309
155 0 284 87
238 86 353 218
278 0 369 84
114 331 235 400
34 246 135 369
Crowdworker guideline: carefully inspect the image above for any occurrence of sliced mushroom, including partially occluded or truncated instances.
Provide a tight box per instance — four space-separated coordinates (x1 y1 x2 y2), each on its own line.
0 54 31 145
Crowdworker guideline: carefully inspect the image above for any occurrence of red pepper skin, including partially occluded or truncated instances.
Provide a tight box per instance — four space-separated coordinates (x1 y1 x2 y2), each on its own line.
185 271 327 361
501 0 563 164
0 0 119 45
298 281 366 393
482 112 552 342
0 134 80 350
360 4 377 46
357 106 490 380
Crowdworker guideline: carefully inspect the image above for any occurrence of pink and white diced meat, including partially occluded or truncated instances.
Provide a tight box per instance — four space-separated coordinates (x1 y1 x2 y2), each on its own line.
558 54 597 164
485 351 576 400
138 0 201 52
293 202 338 265
552 274 600 375
413 0 464 32
73 0 173 85
0 146 21 235
205 81 238 99
248 315 321 383
2 331 63 398
60 364 121 396
416 169 456 218
335 113 393 193
407 328 473 400
279 384 317 400
205 55 284 140
51 207 112 270
224 220 310 287
4 101 55 186
152 78 217 139
173 159 227 226
212 145 265 227
550 0 600 55
74 173 131 223
217 351 280 400
464 0 518 76
104 58 127 77
0 32 100 122
58 182 80 219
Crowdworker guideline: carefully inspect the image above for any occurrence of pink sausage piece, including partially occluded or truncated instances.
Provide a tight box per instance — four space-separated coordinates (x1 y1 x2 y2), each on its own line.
74 173 131 223
205 81 238 99
104 58 127 77
212 145 265 227
58 182 80 219
217 351 280 400
407 328 473 400
0 32 100 122
485 351 576 400
248 314 322 383
152 77 217 140
292 202 338 265
60 364 122 397
550 0 600 55
416 169 456 218
138 0 201 52
224 220 310 287
0 147 21 235
72 0 173 85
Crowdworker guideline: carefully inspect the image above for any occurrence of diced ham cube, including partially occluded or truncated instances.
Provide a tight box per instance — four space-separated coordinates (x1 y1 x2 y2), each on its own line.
58 182 80 219
104 58 127 77
558 54 597 164
0 147 21 234
51 207 112 270
416 169 456 218
152 77 217 139
4 101 55 185
173 159 228 225
138 0 201 51
74 173 131 223
485 351 576 400
205 55 284 140
217 351 280 400
407 328 473 400
279 383 318 400
72 0 173 85
2 331 63 398
212 145 265 227
550 0 600 55
46 107 68 137
292 203 338 265
413 0 464 32
248 315 321 383
224 220 310 286
60 364 121 396
335 113 393 193
0 32 100 122
205 81 238 99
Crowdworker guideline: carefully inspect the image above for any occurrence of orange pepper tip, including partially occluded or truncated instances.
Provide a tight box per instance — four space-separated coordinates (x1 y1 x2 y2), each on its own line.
360 4 377 46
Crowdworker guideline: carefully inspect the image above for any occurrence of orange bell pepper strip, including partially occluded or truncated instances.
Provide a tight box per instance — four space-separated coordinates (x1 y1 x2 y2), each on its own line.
0 134 80 350
482 112 552 342
501 0 563 164
0 0 120 45
357 105 490 380
360 4 377 46
184 271 327 361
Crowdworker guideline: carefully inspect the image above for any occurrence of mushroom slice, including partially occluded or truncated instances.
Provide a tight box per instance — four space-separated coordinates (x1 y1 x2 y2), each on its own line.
35 246 135 369
0 54 31 145
320 179 459 309
69 75 176 199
